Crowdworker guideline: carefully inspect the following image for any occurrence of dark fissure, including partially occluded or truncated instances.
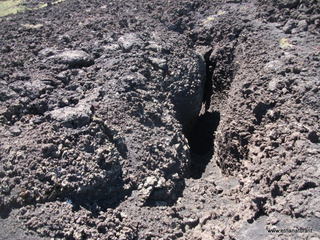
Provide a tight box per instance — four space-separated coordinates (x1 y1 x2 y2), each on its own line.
187 111 220 179
185 51 221 179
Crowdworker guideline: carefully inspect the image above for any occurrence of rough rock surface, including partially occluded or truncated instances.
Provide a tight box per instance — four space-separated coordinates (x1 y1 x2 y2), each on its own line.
0 0 319 239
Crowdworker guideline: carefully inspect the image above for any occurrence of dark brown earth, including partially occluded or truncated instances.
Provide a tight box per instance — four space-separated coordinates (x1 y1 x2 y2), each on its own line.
0 0 320 239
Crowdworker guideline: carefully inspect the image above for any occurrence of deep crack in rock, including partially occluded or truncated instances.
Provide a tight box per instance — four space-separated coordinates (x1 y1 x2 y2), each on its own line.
187 111 220 179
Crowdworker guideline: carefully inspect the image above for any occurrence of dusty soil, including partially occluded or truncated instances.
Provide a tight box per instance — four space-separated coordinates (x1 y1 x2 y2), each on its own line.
0 0 320 239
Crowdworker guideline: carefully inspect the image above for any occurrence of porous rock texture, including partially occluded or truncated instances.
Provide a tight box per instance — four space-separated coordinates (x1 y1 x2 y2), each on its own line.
0 0 319 239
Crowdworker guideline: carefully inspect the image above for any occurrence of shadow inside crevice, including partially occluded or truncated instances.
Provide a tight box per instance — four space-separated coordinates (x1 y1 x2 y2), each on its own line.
186 111 220 179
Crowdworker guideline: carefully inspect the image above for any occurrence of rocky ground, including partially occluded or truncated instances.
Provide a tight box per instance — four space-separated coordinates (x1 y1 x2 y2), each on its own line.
0 0 319 239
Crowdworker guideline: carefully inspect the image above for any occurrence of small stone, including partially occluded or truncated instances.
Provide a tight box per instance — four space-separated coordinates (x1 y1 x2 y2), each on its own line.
12 72 30 81
49 103 92 128
215 186 223 194
154 177 165 188
264 60 284 73
38 47 59 57
292 20 308 33
311 14 320 23
59 34 71 43
9 126 21 136
118 33 144 51
56 71 70 83
292 66 301 74
233 214 240 221
269 217 279 225
283 19 296 34
144 176 158 187
51 50 94 68
149 57 168 70
103 44 120 51
21 23 43 29
199 212 212 226
121 72 146 90
32 116 45 125
278 0 300 9
184 216 199 228
145 42 163 52
193 230 214 240
268 79 279 91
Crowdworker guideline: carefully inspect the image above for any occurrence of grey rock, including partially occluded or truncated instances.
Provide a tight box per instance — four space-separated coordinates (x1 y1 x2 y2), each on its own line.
264 60 284 73
51 50 94 68
38 47 59 58
268 78 281 91
103 44 121 51
277 0 300 9
118 33 144 51
311 14 320 23
292 20 308 33
56 71 70 83
268 81 277 92
183 216 199 228
144 176 158 187
149 57 168 70
0 88 18 101
145 42 163 52
9 126 21 136
11 72 30 81
120 72 147 91
283 19 296 34
49 103 92 128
